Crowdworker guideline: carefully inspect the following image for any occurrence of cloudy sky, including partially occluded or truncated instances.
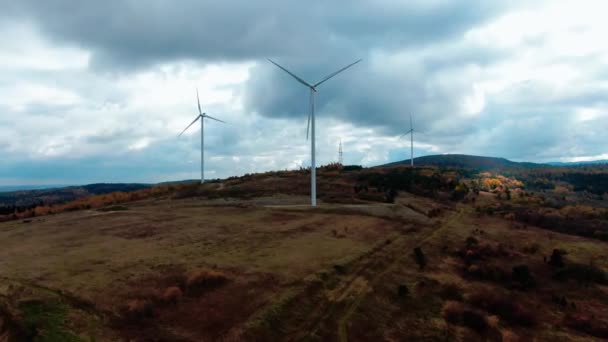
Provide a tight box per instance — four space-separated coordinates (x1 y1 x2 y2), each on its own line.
0 0 607 185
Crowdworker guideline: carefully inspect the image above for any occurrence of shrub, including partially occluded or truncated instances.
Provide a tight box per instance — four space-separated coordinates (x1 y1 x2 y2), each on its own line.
442 301 488 333
442 301 464 324
512 264 535 289
413 247 427 270
564 313 608 338
439 283 464 301
333 264 347 274
468 289 536 326
161 286 183 305
465 263 509 283
462 309 488 333
549 249 565 267
343 165 363 171
397 284 409 297
465 236 479 247
122 299 154 321
186 270 228 294
385 188 398 203
553 263 608 285
522 242 540 254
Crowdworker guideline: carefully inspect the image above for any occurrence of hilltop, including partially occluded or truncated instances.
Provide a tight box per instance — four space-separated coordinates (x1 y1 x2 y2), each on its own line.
381 154 543 170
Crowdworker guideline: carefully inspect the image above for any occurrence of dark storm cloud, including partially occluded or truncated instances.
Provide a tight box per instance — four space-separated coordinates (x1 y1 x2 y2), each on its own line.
3 0 520 138
244 47 489 136
4 1 509 69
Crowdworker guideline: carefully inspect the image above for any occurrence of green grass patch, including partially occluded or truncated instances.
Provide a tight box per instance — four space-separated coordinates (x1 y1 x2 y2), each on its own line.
18 299 82 342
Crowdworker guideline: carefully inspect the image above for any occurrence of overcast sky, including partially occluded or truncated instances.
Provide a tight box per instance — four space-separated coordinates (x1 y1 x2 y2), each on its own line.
0 0 607 185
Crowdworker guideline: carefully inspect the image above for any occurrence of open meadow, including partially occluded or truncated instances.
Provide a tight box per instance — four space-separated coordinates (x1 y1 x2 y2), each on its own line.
1 166 607 341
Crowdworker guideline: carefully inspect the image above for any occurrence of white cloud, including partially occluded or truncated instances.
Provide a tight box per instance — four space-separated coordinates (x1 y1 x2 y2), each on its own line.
1 1 607 185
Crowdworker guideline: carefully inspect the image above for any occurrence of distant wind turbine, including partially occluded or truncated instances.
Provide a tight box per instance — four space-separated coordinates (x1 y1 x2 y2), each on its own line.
268 58 362 207
179 89 225 184
338 139 343 165
402 114 422 167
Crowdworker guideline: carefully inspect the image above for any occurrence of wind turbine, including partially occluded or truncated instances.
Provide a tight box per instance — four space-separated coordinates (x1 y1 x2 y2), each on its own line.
268 58 362 207
179 89 225 184
402 114 422 167
338 139 343 165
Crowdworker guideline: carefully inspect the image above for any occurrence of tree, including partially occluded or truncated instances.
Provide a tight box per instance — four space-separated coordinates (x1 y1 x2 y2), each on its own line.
414 247 427 270
549 249 565 268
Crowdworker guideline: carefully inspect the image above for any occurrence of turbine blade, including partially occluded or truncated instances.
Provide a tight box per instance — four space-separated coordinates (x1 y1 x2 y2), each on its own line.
400 129 413 137
178 115 201 137
203 114 226 123
313 59 362 88
267 59 313 89
196 88 202 114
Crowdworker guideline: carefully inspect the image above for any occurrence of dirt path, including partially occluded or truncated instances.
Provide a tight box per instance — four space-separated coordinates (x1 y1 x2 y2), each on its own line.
282 207 463 341
335 207 466 342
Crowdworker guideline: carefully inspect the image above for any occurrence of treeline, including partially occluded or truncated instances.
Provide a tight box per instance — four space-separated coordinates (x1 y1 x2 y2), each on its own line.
0 183 191 222
0 183 150 218
355 166 474 201
504 166 608 195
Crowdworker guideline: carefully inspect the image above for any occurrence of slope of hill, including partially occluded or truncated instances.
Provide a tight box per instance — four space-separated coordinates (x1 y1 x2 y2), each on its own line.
0 166 606 340
382 154 542 170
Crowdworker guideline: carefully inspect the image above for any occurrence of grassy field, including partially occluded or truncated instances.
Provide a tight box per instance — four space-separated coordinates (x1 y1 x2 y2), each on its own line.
0 185 606 340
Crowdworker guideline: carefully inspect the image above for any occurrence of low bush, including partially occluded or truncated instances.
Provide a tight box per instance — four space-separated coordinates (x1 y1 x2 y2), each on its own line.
522 242 540 254
397 284 409 298
512 264 535 289
468 289 536 326
549 249 565 267
465 236 479 247
462 309 488 333
161 286 183 305
442 301 488 333
439 283 463 301
465 263 509 283
553 263 608 285
121 299 154 321
413 247 427 270
563 313 608 338
186 270 228 294
442 301 465 324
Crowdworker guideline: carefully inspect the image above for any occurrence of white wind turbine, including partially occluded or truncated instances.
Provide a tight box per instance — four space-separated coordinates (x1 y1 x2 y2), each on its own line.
179 89 225 184
402 114 422 167
268 58 362 207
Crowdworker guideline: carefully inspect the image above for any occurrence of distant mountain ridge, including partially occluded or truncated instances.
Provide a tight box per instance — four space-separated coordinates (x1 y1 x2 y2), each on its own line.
547 160 608 166
0 184 73 192
381 154 544 170
0 183 151 215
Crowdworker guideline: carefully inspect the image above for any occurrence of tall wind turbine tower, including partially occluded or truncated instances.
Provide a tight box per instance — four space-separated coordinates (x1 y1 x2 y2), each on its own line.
268 59 361 207
338 139 343 165
179 89 225 184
